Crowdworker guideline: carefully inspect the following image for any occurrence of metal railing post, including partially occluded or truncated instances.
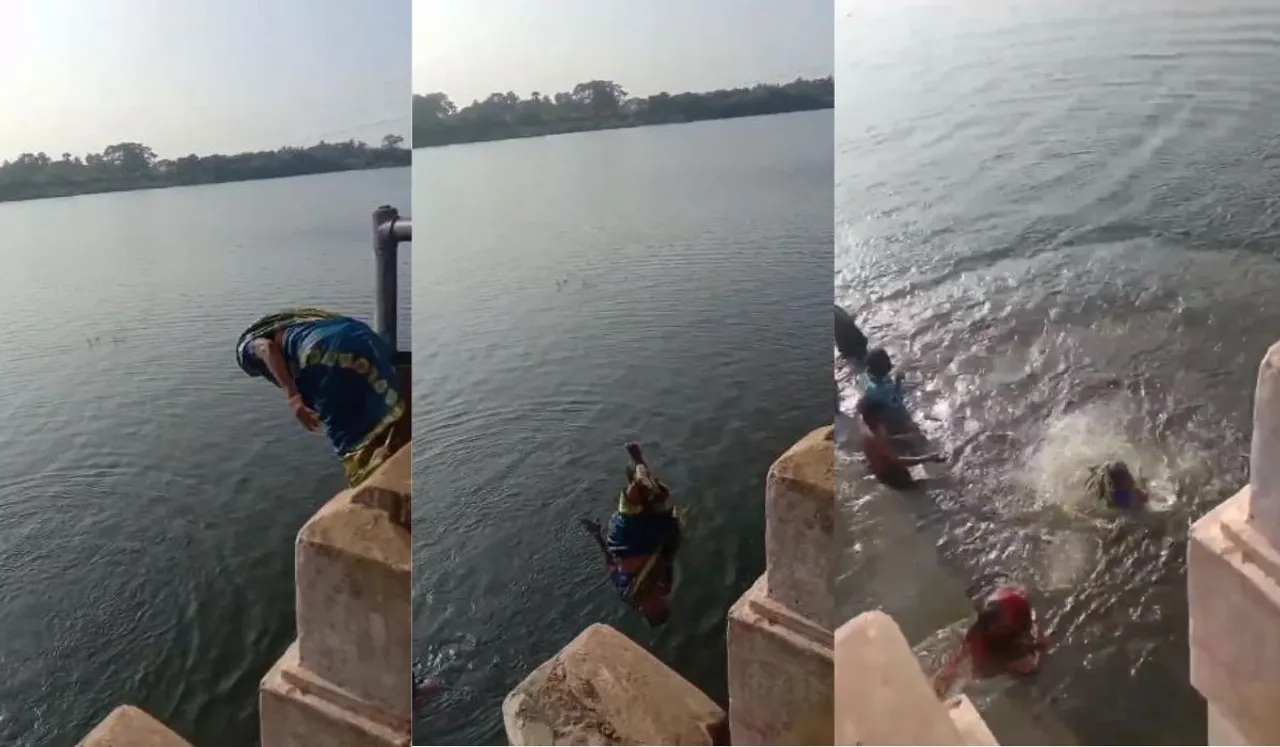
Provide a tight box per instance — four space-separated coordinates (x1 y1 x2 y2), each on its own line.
372 205 412 352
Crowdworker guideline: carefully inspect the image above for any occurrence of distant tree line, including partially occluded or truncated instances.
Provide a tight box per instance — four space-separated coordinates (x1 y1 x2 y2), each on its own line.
412 76 834 148
0 134 410 203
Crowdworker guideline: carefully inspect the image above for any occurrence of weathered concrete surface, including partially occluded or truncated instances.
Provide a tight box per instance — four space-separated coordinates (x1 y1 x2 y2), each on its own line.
1189 485 1280 746
295 444 412 718
502 623 727 746
724 427 835 745
260 643 409 747
948 695 999 747
837 449 973 642
1250 342 1280 547
727 577 834 745
765 424 835 628
261 443 411 747
78 706 194 747
1209 702 1247 746
1186 343 1280 746
835 611 975 746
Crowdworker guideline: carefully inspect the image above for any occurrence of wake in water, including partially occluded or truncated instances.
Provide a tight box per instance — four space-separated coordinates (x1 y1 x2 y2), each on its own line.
1011 397 1218 593
1020 398 1214 515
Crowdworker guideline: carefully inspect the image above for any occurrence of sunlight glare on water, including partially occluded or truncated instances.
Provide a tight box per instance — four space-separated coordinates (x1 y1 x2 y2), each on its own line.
837 0 1280 741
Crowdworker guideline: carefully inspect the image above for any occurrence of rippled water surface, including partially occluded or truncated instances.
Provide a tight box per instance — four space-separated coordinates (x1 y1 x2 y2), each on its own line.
836 1 1280 743
0 168 409 746
413 113 831 744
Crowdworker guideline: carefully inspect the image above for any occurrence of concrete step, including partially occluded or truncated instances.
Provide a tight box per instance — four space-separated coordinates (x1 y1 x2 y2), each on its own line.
838 448 1077 745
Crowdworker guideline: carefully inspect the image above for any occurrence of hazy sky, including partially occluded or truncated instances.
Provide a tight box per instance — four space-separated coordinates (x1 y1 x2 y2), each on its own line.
413 0 833 103
0 0 410 160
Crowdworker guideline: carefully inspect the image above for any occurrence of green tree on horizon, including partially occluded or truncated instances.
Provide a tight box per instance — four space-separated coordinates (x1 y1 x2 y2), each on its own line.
413 76 834 148
0 136 411 204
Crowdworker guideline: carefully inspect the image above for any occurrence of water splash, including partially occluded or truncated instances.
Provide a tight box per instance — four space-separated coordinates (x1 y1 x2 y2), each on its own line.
1021 399 1185 513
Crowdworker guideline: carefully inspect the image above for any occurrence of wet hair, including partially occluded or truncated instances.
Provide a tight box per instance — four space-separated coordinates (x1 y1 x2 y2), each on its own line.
866 347 894 377
974 589 1031 635
236 338 274 382
1106 461 1134 487
974 598 1005 634
1087 460 1136 503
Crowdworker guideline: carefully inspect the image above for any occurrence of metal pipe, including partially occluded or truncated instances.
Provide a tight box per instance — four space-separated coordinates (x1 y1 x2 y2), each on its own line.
376 217 412 243
372 205 405 350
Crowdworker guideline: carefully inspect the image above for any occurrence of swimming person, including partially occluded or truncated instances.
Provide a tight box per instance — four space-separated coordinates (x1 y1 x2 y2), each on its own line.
1086 460 1149 511
580 443 682 626
857 398 947 489
235 308 410 500
933 585 1048 696
861 347 911 430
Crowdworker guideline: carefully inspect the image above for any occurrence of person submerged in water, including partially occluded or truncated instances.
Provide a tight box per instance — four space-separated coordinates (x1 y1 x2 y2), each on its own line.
235 308 410 522
834 304 869 363
933 586 1049 696
857 398 947 489
1086 460 1149 511
581 443 682 626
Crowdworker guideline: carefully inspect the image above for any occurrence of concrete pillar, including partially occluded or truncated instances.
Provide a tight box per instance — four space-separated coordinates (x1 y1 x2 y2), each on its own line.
834 612 996 746
1188 341 1280 745
1209 703 1247 747
1250 343 1280 545
502 623 728 745
727 425 835 745
260 444 412 747
78 706 194 747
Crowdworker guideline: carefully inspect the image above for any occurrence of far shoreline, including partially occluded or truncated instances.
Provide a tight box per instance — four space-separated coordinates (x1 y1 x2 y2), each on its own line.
410 105 833 151
0 161 409 207
0 136 409 207
413 77 834 150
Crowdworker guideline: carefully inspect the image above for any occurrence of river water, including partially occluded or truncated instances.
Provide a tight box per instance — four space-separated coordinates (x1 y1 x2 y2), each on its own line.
836 1 1280 743
412 111 831 743
0 168 410 746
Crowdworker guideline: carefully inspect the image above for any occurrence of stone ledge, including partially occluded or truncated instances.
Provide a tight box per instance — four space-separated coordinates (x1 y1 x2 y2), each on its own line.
503 623 727 746
1249 341 1280 545
77 705 194 747
1209 702 1248 746
295 455 412 716
947 695 999 747
751 576 833 644
764 424 835 628
275 641 408 732
728 576 833 746
261 642 409 747
1188 486 1280 745
834 611 972 746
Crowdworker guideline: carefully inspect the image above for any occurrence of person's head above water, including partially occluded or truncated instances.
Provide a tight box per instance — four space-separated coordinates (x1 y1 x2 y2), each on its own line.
974 587 1032 637
866 347 894 378
1090 459 1145 509
1105 461 1135 492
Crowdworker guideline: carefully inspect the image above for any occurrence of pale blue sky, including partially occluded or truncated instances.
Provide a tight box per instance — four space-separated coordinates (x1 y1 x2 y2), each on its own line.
0 0 410 160
413 0 833 104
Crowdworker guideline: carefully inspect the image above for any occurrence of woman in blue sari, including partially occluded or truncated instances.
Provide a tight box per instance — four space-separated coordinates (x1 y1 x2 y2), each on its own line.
235 308 409 495
582 443 682 626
